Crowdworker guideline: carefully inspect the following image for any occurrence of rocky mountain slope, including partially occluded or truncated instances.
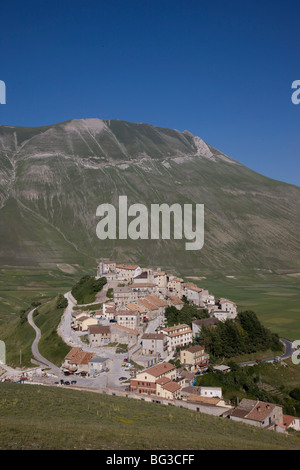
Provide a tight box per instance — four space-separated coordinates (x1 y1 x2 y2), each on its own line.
0 118 299 276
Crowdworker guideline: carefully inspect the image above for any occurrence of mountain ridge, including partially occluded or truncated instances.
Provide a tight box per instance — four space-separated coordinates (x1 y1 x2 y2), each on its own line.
0 118 299 276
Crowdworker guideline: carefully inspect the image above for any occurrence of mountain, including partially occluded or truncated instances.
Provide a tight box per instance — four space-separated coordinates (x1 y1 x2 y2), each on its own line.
0 118 299 276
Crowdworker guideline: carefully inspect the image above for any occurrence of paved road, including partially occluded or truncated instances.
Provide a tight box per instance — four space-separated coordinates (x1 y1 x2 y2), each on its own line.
238 338 295 367
279 338 295 360
56 291 132 389
27 308 61 376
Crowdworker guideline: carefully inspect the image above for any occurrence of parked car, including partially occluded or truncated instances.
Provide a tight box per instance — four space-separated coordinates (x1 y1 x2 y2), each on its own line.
64 381 70 385
119 377 127 381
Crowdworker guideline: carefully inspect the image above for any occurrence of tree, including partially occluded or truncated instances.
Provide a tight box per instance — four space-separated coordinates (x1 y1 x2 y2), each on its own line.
56 294 68 309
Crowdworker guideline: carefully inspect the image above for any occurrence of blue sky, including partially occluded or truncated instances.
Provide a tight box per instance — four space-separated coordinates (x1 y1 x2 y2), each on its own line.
0 0 299 185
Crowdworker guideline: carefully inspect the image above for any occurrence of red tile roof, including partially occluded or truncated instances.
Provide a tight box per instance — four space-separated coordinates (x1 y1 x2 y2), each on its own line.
144 362 176 378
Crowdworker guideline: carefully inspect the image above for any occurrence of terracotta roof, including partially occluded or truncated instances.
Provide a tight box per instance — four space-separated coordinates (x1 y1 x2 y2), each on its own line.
65 347 95 365
126 302 147 313
142 333 165 340
65 347 81 360
76 315 91 322
162 324 192 337
105 307 115 313
177 370 195 380
137 299 158 310
144 295 168 307
166 295 184 305
188 395 220 405
161 381 181 393
88 325 111 335
134 271 149 279
246 401 277 422
169 331 192 338
228 399 278 423
72 311 85 317
115 310 139 316
116 264 139 270
183 283 202 293
111 324 138 335
156 376 171 386
282 415 297 428
143 361 176 378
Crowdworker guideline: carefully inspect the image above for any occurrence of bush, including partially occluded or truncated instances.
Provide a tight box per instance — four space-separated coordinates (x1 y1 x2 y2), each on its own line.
71 275 107 304
289 388 300 401
56 294 68 309
165 304 209 327
19 311 27 325
107 288 113 299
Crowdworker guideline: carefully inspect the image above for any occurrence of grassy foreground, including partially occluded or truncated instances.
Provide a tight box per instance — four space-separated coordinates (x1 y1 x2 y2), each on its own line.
0 382 300 450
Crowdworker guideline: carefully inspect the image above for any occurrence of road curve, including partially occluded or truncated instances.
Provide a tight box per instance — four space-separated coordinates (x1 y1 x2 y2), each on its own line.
27 308 61 375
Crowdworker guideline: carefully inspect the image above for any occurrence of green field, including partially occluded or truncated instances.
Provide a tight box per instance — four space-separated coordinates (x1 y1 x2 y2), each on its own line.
188 272 300 340
0 382 299 450
0 265 93 317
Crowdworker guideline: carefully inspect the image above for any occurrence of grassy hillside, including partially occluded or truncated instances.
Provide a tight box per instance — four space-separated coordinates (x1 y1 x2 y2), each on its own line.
0 382 299 450
0 293 71 368
33 296 71 366
0 119 299 277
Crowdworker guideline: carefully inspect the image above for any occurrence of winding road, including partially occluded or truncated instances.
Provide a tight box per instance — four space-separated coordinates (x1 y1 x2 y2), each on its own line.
23 286 297 389
27 308 61 376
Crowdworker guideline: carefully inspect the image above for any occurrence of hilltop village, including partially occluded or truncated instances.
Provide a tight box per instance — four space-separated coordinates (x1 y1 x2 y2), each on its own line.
60 259 299 434
72 259 237 368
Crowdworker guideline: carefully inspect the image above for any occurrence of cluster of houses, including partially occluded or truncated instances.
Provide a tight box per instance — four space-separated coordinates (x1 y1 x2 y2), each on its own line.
68 260 239 369
61 258 300 435
69 260 238 370
128 360 300 433
62 346 110 376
